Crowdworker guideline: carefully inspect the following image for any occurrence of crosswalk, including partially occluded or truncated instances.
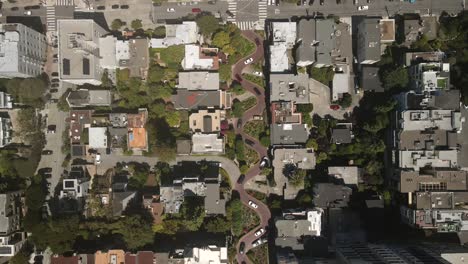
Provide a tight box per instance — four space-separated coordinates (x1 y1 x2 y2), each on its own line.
235 21 255 30
227 0 237 22
46 6 56 32
55 0 74 5
258 0 268 22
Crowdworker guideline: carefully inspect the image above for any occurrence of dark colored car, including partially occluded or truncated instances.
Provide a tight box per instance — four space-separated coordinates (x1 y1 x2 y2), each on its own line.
255 38 260 45
253 87 261 95
42 150 53 155
237 119 242 129
51 78 59 83
51 72 59 77
53 54 58 58
192 8 201 13
120 4 129 9
245 138 255 146
226 10 234 17
237 174 245 184
49 98 58 103
51 83 59 88
235 74 242 82
50 89 58 93
11 7 19 11
38 167 52 175
47 125 56 133
239 242 245 254
24 6 32 10
31 5 40 9
111 4 119 9
97 5 105 10
330 104 340 110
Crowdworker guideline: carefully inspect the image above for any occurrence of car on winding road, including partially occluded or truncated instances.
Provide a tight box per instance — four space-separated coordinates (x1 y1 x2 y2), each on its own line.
248 200 258 209
252 238 267 248
239 242 245 254
167 8 175 12
237 174 245 184
244 58 254 65
254 228 265 237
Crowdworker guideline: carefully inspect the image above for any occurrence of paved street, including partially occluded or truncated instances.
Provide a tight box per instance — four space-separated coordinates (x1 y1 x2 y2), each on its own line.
231 31 271 264
151 1 229 23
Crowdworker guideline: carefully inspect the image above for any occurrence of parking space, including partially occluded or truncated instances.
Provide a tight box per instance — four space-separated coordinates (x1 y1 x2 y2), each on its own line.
91 0 154 28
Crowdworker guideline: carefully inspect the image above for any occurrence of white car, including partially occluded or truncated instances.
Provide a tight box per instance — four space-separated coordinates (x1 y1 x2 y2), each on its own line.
254 228 265 237
248 200 258 209
96 154 101 164
357 5 369 10
253 71 263 76
252 238 267 248
24 11 32 15
244 58 254 65
167 8 175 12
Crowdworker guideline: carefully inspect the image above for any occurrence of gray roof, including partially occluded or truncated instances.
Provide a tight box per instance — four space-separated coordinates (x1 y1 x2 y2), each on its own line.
67 89 111 107
398 130 457 150
331 128 353 144
0 191 22 235
296 19 336 66
328 166 361 186
459 108 468 168
178 72 220 90
160 186 184 214
271 124 309 145
313 183 352 208
399 170 468 193
356 17 381 64
296 19 315 65
112 191 136 216
315 19 335 65
361 65 384 92
176 139 191 155
414 191 455 210
204 183 226 215
128 38 150 78
171 90 222 110
269 74 310 103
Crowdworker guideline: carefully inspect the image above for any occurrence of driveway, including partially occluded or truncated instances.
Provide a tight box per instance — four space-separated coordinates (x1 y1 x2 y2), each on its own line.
231 30 271 264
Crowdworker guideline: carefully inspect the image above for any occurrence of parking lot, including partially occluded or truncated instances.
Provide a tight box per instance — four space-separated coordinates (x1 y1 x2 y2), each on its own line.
90 0 154 28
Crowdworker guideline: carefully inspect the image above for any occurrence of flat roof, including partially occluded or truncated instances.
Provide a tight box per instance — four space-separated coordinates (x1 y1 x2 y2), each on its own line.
270 124 309 145
88 127 107 149
192 133 223 153
128 127 147 150
269 74 310 103
178 72 219 90
270 42 290 73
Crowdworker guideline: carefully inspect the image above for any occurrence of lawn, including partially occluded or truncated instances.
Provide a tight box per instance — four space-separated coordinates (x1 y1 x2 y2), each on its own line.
246 190 267 204
151 45 185 69
437 78 448 89
243 120 268 140
232 97 257 118
245 147 259 166
242 73 265 88
247 244 268 264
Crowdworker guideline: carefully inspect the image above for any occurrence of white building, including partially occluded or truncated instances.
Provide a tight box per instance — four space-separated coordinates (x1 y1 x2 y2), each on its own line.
58 20 108 85
191 133 224 154
0 92 12 109
269 22 296 73
411 62 450 92
88 127 108 149
150 21 198 48
59 178 90 199
0 117 12 148
184 245 228 264
182 45 217 70
0 191 26 257
0 23 46 78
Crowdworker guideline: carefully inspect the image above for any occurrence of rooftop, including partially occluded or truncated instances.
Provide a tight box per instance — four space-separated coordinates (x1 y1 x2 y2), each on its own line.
399 170 468 193
150 21 198 48
269 73 310 103
181 45 219 70
191 133 224 154
178 71 219 90
313 183 352 208
172 90 230 110
356 17 381 64
296 19 336 66
331 125 353 144
271 21 297 46
66 89 111 107
400 110 461 131
271 102 302 124
88 127 108 149
328 166 361 186
204 182 226 215
270 124 309 145
399 150 459 171
270 42 290 72
360 64 384 92
189 109 223 133
380 19 395 43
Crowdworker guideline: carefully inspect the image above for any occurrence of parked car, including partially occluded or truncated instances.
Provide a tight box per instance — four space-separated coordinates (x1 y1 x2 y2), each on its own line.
253 71 263 76
38 167 52 175
255 38 260 45
24 11 32 15
49 98 58 103
111 4 119 9
330 104 340 110
357 5 369 10
244 57 254 65
51 72 59 77
235 74 243 82
253 87 261 95
260 156 270 168
239 242 245 254
226 10 234 17
11 7 19 11
31 5 40 9
42 150 53 155
50 89 58 93
96 5 105 10
51 78 59 83
254 228 265 237
53 54 58 58
167 7 175 12
96 153 101 164
248 200 258 209
51 83 59 88
237 118 242 129
237 174 245 184
192 8 201 13
252 238 267 248
47 125 56 133
24 6 32 10
120 4 129 9
253 115 263 121
245 138 255 146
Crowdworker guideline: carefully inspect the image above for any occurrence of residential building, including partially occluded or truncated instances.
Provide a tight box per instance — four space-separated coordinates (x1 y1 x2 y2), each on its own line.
150 21 198 48
397 170 468 194
172 90 231 110
328 166 361 186
0 191 26 257
143 195 163 225
360 64 384 92
397 90 460 111
0 116 12 148
270 124 309 146
332 65 353 101
60 178 90 199
184 245 228 264
191 133 224 154
127 108 148 151
402 16 438 47
69 110 92 146
268 21 296 72
0 92 12 109
405 51 445 66
178 72 220 90
0 23 46 78
182 45 219 70
88 127 108 149
127 38 150 79
66 89 112 107
275 209 323 250
313 183 352 208
57 19 108 85
272 148 316 199
398 109 460 131
125 251 155 263
379 19 396 43
355 17 381 64
189 109 224 133
410 62 450 91
112 191 136 217
95 250 125 264
271 102 302 124
269 73 310 104
177 139 192 155
331 123 353 144
296 19 335 67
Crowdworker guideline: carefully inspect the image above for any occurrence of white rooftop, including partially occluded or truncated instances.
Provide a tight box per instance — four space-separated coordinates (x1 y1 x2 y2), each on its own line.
99 36 117 68
399 150 458 171
178 72 219 90
89 127 108 149
272 22 297 46
184 245 228 264
191 133 223 153
270 42 290 72
150 22 198 48
0 32 20 74
182 45 214 70
401 110 460 131
307 209 323 236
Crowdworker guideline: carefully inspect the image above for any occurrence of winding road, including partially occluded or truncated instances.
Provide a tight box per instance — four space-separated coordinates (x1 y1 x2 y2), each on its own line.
232 31 271 264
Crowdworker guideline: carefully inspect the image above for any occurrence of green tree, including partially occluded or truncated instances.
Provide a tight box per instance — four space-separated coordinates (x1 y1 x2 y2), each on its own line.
382 66 409 90
260 136 270 147
25 176 46 211
235 137 245 161
6 78 47 108
111 19 124 31
101 69 113 88
363 114 389 133
338 93 352 108
131 19 143 30
112 215 153 250
147 65 165 83
226 197 243 236
212 31 231 48
310 67 334 86
288 169 306 187
306 138 318 150
195 14 220 37
153 26 166 38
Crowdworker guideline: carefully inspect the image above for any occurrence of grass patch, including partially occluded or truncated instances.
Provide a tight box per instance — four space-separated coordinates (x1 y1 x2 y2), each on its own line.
232 97 257 118
310 66 334 87
151 45 185 69
246 190 267 204
242 73 265 88
244 120 268 140
437 78 448 88
245 147 259 166
247 244 268 264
